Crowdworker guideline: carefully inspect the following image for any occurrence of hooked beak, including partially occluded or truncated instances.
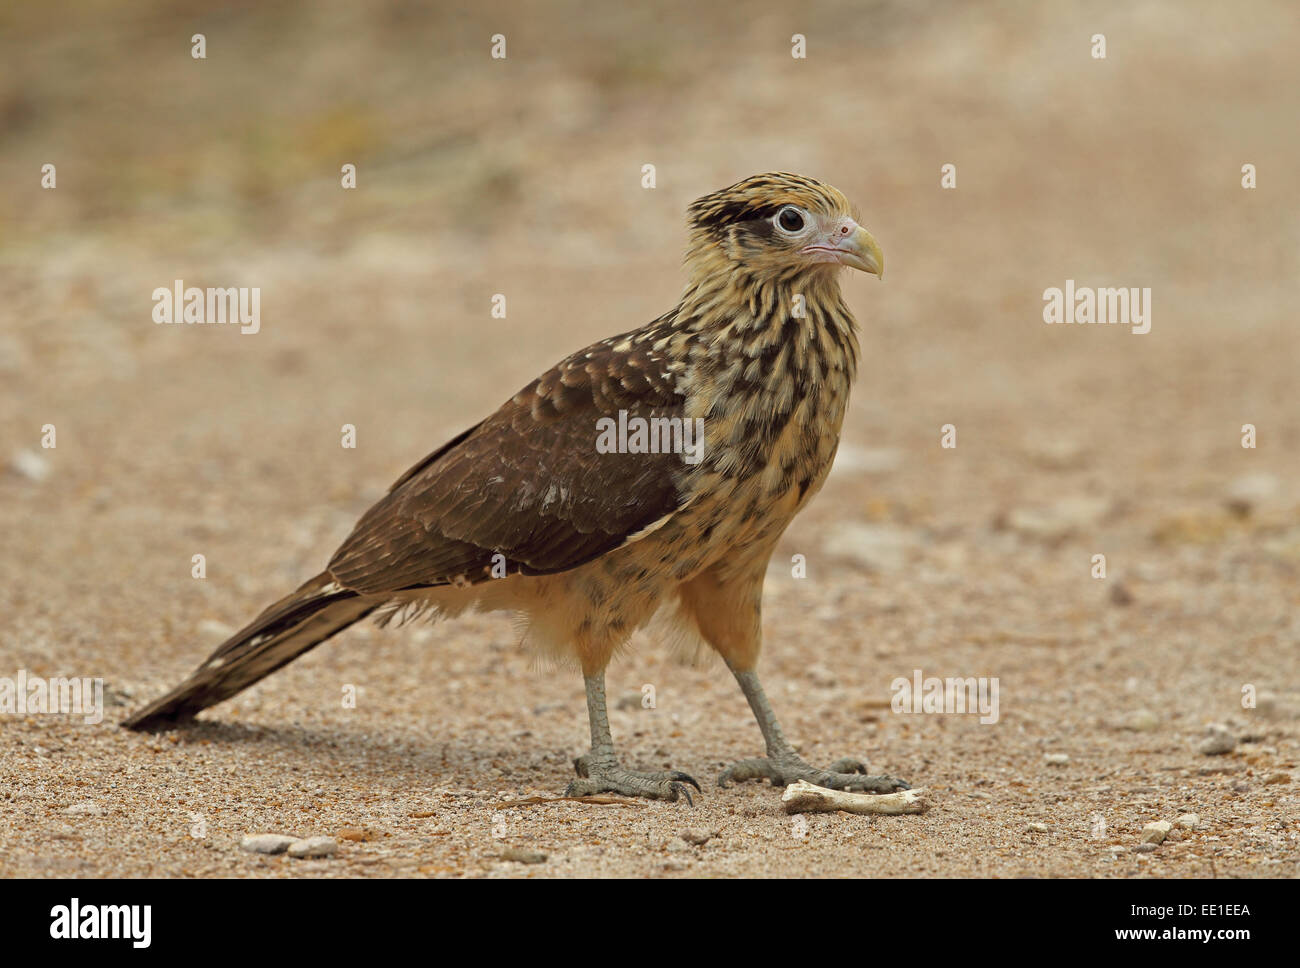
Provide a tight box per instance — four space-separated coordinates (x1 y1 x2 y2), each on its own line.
802 221 884 278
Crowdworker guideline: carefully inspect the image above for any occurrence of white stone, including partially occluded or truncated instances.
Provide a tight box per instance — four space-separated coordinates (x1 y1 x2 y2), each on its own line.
823 523 917 572
287 836 338 858
9 449 50 483
1006 497 1110 542
1141 820 1173 845
241 834 297 855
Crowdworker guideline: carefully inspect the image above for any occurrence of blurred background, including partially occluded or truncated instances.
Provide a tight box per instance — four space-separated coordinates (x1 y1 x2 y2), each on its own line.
1 1 1298 876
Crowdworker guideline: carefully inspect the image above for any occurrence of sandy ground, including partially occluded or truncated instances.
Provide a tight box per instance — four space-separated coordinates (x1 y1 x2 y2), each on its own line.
2 1 1299 878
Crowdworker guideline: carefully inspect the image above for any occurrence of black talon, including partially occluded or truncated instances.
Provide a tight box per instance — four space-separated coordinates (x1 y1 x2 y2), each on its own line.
671 771 702 792
671 782 694 806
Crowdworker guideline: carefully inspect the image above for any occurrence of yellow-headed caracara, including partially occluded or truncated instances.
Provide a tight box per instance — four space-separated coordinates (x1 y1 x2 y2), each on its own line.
124 172 908 803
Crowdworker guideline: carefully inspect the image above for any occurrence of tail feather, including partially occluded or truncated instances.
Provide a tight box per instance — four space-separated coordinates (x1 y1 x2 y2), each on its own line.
122 572 376 731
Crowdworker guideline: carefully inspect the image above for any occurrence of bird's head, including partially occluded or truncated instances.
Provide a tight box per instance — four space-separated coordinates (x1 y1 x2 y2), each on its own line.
685 172 883 284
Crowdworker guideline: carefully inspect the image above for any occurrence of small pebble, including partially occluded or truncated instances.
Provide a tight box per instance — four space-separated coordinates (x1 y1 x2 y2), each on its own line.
1044 753 1070 766
1125 709 1159 732
822 523 917 572
1141 820 1172 845
1263 772 1291 785
0 333 30 375
1004 497 1110 542
1224 472 1280 516
500 847 547 864
1199 729 1236 756
64 803 103 817
1025 438 1086 470
806 664 838 688
241 834 296 855
197 618 236 641
679 828 716 846
1176 814 1200 830
287 836 338 859
1027 823 1049 833
1253 692 1286 718
831 445 902 475
9 449 50 483
615 692 643 711
1133 843 1158 854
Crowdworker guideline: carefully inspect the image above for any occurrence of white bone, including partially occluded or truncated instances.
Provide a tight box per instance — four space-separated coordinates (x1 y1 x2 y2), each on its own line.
781 780 929 815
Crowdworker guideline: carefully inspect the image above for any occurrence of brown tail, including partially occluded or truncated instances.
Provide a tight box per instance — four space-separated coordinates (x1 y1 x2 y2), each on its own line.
122 572 376 731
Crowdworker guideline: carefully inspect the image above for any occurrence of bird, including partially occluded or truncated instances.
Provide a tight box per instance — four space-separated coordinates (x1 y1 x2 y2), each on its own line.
123 171 909 803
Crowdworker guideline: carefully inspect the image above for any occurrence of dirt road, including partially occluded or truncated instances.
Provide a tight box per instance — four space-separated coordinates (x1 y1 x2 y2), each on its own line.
1 1 1297 877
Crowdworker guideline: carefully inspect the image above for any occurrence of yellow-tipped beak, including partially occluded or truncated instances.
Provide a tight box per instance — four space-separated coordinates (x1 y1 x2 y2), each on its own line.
803 223 884 277
839 225 884 278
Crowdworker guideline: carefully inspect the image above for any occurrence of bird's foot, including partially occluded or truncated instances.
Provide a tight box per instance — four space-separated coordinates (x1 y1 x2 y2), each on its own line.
717 754 909 793
567 754 700 804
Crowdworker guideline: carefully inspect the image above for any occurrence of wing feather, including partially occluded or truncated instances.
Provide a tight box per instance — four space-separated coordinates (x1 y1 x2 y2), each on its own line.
328 332 688 593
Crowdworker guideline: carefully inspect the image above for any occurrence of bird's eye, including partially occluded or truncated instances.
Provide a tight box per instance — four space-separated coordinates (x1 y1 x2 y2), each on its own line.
776 207 805 232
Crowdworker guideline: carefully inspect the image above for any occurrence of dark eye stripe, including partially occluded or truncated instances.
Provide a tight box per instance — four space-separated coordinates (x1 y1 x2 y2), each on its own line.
686 173 849 235
690 199 784 231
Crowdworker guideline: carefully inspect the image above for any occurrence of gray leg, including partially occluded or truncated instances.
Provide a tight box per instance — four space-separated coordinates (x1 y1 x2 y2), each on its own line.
565 672 700 803
718 665 909 793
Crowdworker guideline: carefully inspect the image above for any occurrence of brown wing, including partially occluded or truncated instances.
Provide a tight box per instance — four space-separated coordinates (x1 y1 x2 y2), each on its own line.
327 331 689 594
